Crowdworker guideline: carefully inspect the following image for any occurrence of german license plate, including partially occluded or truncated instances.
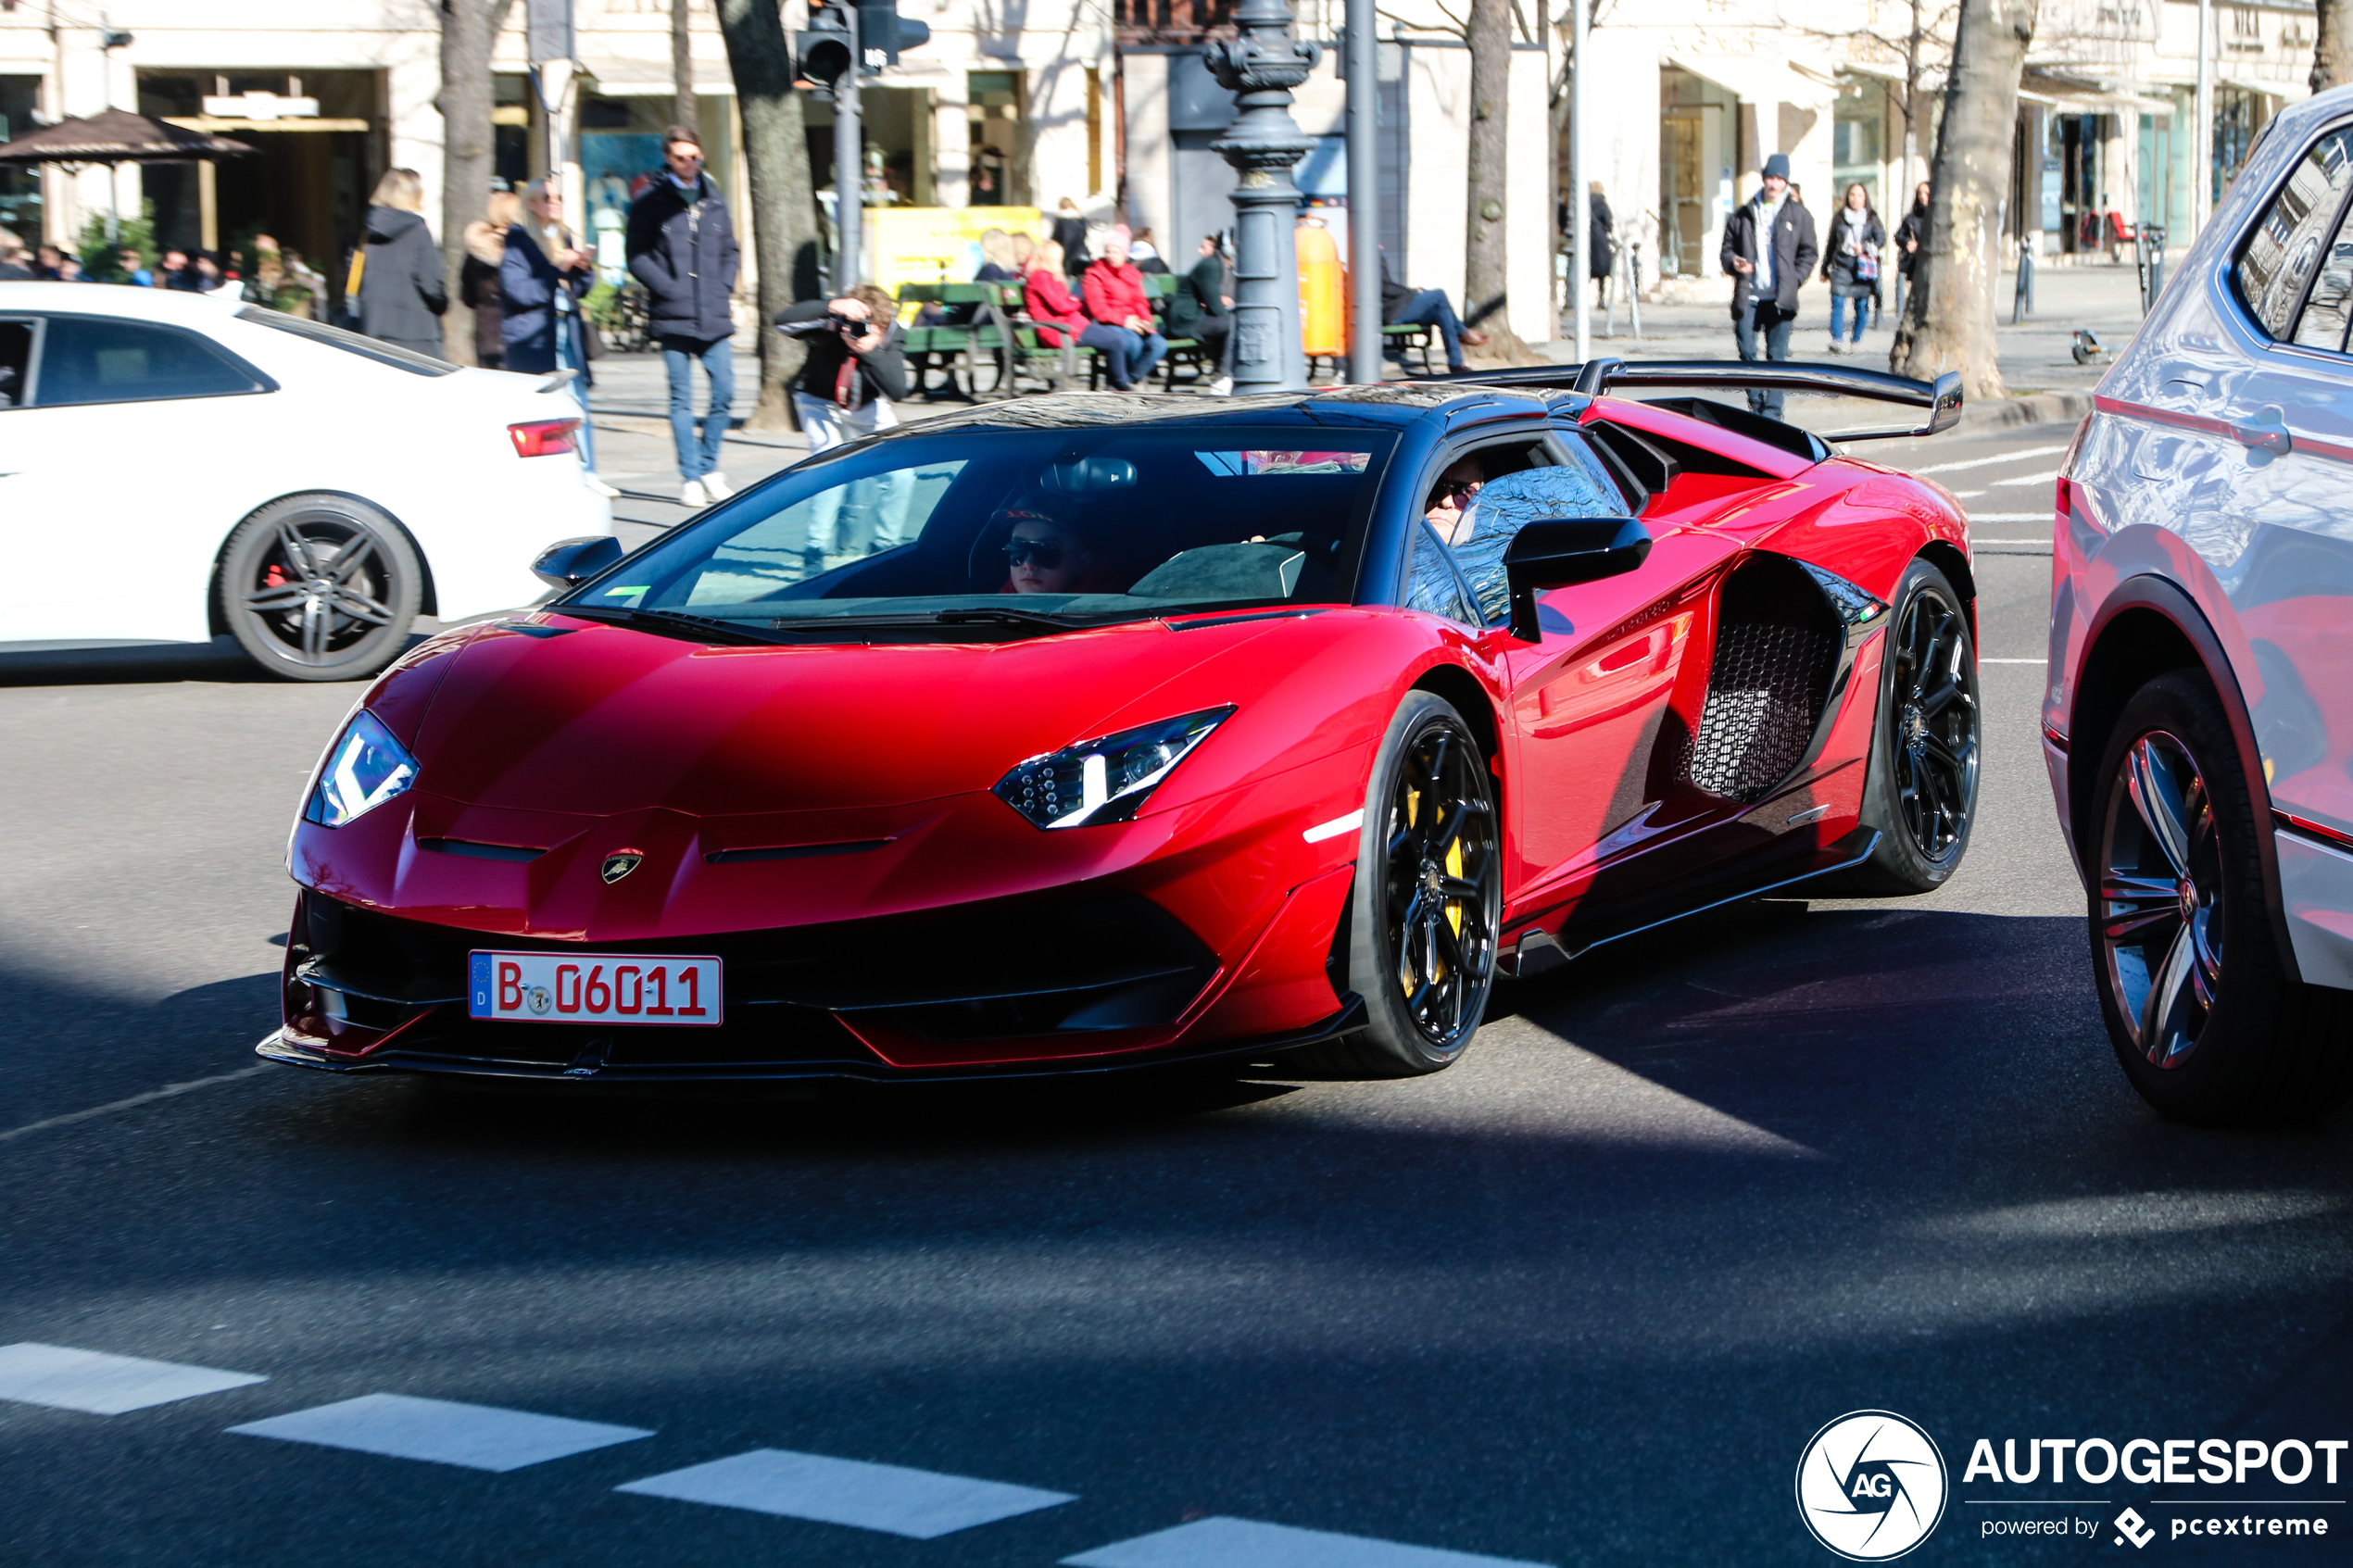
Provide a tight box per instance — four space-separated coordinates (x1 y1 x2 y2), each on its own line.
468 951 723 1025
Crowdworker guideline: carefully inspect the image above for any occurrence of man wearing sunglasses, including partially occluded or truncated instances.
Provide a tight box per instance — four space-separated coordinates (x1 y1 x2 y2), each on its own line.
999 508 1102 595
627 126 741 508
1423 456 1486 545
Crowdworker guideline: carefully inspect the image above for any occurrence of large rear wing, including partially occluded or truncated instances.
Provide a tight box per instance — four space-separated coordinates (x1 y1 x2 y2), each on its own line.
1450 358 1966 443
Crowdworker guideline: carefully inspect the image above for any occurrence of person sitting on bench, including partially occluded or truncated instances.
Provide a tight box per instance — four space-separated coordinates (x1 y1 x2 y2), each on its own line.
1379 247 1488 374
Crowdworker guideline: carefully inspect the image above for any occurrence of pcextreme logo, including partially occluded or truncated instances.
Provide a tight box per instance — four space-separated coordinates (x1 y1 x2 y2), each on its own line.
1795 1410 1951 1561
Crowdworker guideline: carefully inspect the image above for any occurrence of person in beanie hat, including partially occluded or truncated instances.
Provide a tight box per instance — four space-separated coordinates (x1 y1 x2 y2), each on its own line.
1720 152 1818 420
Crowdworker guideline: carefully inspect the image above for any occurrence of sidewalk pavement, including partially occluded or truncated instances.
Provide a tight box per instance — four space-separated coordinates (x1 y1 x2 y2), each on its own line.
587 261 2145 546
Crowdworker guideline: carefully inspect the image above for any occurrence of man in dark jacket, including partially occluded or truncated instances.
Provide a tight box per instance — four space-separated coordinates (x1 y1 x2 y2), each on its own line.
357 169 448 359
776 286 910 575
1378 249 1488 375
1166 234 1234 395
627 127 742 507
1720 152 1818 420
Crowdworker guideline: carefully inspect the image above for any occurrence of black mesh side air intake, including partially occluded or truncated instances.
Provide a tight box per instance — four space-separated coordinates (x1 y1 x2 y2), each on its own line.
1683 555 1843 801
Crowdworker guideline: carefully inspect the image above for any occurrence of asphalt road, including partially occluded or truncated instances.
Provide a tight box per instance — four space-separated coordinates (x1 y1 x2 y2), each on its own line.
4 417 2348 1568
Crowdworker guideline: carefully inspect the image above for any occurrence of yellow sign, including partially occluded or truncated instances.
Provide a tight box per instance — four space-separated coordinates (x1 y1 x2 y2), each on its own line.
870 206 1043 316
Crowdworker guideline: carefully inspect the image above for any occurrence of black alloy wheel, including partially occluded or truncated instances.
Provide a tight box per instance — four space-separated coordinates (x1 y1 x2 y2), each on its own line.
1300 691 1503 1077
219 494 422 682
2088 671 2353 1123
1820 558 1981 895
1888 577 1979 862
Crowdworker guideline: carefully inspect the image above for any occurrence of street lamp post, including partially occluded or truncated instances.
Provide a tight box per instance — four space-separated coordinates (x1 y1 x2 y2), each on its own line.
1207 0 1319 394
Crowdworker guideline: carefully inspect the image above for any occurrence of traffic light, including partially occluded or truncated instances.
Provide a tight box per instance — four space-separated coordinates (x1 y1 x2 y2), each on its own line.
856 0 929 69
796 2 855 93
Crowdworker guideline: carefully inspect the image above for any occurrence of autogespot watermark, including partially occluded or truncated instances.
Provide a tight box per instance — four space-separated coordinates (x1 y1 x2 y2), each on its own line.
1797 1414 2347 1556
1796 1411 1950 1561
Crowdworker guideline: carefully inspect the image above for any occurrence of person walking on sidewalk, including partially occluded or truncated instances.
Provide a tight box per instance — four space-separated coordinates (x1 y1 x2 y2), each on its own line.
356 169 448 360
1721 152 1818 419
1821 182 1885 355
627 126 742 508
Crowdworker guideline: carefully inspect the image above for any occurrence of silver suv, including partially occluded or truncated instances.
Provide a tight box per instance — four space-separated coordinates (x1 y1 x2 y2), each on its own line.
2050 85 2353 1123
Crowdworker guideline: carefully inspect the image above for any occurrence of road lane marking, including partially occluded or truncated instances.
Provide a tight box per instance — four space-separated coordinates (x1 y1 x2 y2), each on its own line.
227 1394 652 1472
1065 1516 1555 1568
1990 470 2060 487
618 1449 1076 1537
1966 513 2053 522
1909 444 2070 475
0 1344 267 1415
1302 809 1364 845
0 1064 272 1146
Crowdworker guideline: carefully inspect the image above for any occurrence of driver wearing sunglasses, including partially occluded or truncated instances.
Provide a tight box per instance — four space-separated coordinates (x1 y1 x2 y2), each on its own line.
997 504 1101 595
1424 456 1486 546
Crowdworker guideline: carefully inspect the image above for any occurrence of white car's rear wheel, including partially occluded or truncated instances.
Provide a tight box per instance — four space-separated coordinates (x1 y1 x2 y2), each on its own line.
219 495 421 682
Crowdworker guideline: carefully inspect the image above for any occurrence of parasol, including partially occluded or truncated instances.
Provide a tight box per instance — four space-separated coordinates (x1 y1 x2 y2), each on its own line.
0 109 257 243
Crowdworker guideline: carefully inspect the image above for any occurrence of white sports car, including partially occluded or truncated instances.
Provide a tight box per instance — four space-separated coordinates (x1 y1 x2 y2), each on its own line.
0 282 612 679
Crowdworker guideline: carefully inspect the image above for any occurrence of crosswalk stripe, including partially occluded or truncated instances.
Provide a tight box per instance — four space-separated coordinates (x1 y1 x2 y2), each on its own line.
1063 1516 1555 1568
617 1448 1076 1537
0 1343 267 1415
1909 444 2070 475
227 1393 653 1473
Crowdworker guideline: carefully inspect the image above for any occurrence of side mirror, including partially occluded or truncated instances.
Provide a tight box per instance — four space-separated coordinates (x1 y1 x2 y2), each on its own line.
1502 517 1652 642
531 534 624 589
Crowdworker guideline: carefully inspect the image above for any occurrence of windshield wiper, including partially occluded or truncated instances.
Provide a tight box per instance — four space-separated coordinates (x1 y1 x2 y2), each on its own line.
931 607 1101 630
554 604 785 646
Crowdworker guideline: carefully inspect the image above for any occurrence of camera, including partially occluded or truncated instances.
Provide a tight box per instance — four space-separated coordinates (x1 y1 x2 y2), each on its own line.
827 312 863 333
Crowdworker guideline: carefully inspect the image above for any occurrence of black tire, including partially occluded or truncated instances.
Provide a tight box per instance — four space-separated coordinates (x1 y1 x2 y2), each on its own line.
2088 671 2353 1124
1290 691 1503 1078
1817 557 1981 895
218 494 422 682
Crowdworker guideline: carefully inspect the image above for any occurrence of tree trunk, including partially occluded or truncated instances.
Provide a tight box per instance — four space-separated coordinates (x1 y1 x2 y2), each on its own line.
673 0 699 134
1464 0 1528 358
1890 0 2035 397
2316 0 2353 93
436 0 516 365
718 0 821 432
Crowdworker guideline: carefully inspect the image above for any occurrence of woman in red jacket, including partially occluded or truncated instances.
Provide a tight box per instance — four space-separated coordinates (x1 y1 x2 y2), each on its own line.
1080 227 1167 391
1025 240 1147 390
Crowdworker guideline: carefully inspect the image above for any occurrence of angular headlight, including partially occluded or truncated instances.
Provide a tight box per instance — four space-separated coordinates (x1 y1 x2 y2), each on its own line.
994 707 1234 829
304 710 419 827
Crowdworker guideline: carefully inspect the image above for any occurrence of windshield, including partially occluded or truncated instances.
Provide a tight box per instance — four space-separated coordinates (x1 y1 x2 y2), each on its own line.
564 422 1399 638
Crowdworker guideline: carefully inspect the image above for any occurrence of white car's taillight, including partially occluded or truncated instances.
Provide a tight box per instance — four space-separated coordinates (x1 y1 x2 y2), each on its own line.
509 418 580 458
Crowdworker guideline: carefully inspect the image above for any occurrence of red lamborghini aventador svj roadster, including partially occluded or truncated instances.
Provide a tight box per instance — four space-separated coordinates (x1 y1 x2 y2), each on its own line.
262 359 1975 1085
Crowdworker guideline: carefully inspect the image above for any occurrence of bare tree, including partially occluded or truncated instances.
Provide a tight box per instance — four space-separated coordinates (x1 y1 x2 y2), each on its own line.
674 0 700 134
718 0 822 430
2317 0 2353 92
438 0 519 364
1890 0 2036 395
1787 0 1959 207
1464 0 1528 356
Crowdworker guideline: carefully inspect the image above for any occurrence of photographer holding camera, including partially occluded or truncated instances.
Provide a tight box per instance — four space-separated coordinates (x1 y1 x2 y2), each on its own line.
776 285 912 574
775 285 909 452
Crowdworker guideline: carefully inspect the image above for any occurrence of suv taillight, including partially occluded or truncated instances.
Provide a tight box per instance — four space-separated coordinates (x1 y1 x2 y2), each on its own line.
508 418 580 458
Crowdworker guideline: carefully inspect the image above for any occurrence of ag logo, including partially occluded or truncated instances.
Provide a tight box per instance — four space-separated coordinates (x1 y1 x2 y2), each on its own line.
1795 1410 1948 1561
599 849 644 884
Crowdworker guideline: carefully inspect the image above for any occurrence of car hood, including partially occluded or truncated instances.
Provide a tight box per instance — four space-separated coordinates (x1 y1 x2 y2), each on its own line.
409 612 1287 818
